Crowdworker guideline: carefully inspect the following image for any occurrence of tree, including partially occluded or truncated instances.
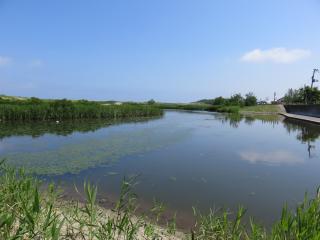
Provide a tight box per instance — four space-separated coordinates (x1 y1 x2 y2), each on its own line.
303 86 320 104
212 96 226 105
284 86 320 104
284 88 304 104
244 92 257 106
228 93 244 106
28 97 42 104
147 99 156 105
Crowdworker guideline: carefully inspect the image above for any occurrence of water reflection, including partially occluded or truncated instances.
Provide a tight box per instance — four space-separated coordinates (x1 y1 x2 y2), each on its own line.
1 111 320 174
215 113 282 128
216 113 320 158
0 117 160 139
282 118 320 158
282 118 320 143
239 150 304 165
0 116 191 175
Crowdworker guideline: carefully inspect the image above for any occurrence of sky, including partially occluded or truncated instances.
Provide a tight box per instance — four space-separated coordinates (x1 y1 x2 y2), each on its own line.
0 0 320 102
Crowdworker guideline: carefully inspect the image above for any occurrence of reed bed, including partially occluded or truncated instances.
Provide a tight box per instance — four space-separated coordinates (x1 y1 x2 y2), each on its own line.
0 99 163 121
1 161 320 239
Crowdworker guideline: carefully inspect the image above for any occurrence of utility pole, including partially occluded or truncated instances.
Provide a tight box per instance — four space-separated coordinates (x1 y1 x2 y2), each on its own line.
273 92 276 102
311 69 319 88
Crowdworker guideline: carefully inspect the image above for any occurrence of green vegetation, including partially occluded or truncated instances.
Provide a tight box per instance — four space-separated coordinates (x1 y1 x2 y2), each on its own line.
155 92 264 114
240 105 282 114
0 97 163 121
284 86 320 104
155 103 240 113
198 92 258 107
156 102 276 115
0 162 180 240
160 92 260 114
244 92 258 106
147 99 156 105
0 93 271 119
1 162 320 239
155 102 213 111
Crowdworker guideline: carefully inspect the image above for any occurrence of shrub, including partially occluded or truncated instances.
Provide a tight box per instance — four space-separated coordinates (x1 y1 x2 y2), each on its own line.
244 92 257 106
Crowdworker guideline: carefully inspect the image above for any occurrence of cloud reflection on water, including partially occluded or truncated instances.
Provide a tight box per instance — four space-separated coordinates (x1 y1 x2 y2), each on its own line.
239 150 304 165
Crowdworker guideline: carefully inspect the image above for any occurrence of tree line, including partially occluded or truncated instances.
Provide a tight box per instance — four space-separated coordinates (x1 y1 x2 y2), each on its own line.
283 86 320 104
198 92 258 107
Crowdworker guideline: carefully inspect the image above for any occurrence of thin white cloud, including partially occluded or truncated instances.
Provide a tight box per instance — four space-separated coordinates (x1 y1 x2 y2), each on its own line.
241 48 311 63
29 59 43 67
0 56 11 66
239 150 304 165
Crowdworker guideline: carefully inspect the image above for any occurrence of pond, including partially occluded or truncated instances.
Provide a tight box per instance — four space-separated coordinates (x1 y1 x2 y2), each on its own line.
1 110 320 228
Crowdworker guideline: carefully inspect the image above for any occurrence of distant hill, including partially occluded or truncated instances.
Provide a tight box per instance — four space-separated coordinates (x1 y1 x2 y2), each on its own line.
195 99 214 105
0 94 28 101
0 95 124 104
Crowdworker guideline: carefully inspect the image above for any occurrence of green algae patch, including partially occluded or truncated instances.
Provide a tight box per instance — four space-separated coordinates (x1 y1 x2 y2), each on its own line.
3 127 191 175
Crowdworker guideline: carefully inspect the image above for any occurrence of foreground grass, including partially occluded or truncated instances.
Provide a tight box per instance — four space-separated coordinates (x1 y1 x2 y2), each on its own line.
0 163 181 240
1 163 320 239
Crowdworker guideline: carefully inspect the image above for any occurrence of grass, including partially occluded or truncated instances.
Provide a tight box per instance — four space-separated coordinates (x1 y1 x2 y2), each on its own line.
0 162 179 240
156 102 284 115
155 103 213 111
1 162 320 239
0 98 163 121
240 105 282 114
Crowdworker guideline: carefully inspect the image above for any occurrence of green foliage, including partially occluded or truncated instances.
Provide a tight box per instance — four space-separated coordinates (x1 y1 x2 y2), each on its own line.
284 86 320 104
0 163 174 239
227 93 244 106
271 189 320 239
304 86 320 104
284 88 304 104
0 98 163 121
28 97 42 104
244 92 257 106
191 206 248 239
197 99 215 105
212 96 226 105
156 103 213 111
195 92 258 112
156 103 240 113
147 99 156 105
0 162 63 239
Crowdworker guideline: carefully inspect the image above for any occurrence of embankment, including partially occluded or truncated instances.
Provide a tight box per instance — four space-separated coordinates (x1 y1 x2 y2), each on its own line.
284 105 320 118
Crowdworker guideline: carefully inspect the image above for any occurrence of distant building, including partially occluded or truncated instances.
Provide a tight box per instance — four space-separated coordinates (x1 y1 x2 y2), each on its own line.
257 101 268 105
276 97 285 104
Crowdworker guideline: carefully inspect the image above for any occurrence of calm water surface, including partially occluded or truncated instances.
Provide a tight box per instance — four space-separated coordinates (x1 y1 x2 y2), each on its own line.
1 110 320 227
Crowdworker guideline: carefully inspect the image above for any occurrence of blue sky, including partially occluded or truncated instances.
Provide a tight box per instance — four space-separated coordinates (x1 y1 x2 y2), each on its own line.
0 0 320 102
